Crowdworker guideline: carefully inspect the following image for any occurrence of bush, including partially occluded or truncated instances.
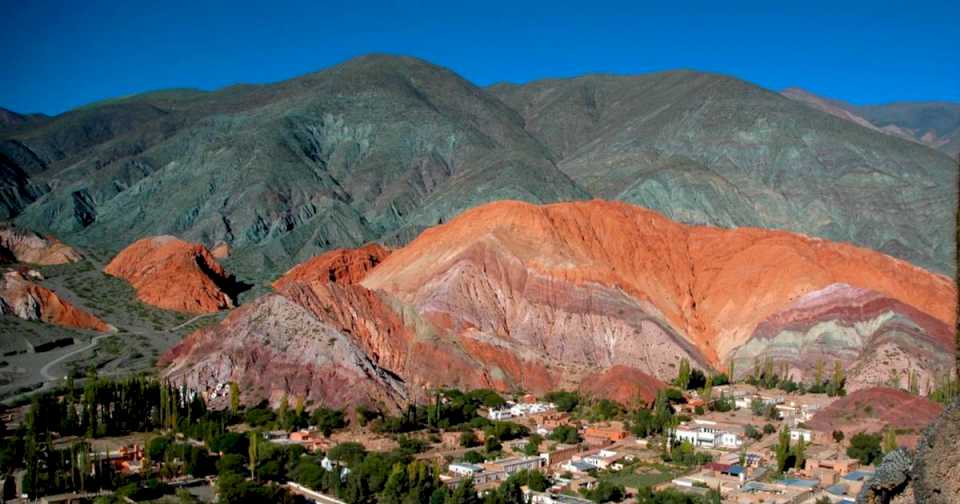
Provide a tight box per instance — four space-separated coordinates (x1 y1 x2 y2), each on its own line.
460 430 479 448
847 432 882 465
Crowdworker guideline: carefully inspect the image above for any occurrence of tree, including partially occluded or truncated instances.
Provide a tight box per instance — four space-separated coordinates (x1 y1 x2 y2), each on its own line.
229 382 240 417
832 430 845 444
523 434 543 456
277 393 289 429
248 431 259 480
847 432 882 465
774 427 791 473
548 425 581 444
676 358 691 390
447 477 481 504
484 436 502 454
543 391 580 413
793 437 807 470
763 423 776 435
744 425 762 440
311 408 347 437
459 430 478 448
882 428 898 454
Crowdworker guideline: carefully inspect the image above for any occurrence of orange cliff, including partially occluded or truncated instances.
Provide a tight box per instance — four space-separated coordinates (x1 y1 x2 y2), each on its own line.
0 270 111 332
104 236 237 314
273 243 390 290
163 200 956 408
363 200 956 367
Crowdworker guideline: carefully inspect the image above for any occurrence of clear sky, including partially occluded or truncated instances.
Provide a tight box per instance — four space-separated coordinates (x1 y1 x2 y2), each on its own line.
3 0 958 115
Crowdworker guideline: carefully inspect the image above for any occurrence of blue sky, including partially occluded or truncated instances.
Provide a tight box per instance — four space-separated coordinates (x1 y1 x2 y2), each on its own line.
2 0 958 115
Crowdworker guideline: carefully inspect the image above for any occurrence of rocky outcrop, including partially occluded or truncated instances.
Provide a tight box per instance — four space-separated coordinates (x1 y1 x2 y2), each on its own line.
911 396 960 504
0 223 81 265
274 243 390 290
857 448 915 504
163 200 955 409
807 387 943 440
104 236 239 314
731 284 953 390
161 294 406 409
0 269 110 332
364 201 954 375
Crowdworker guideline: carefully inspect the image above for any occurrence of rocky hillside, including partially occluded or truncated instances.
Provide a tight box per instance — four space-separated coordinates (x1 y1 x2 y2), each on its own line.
783 88 960 156
162 201 955 408
2 57 955 284
490 73 956 274
0 269 110 332
2 55 586 282
807 387 943 440
0 223 82 265
104 236 242 313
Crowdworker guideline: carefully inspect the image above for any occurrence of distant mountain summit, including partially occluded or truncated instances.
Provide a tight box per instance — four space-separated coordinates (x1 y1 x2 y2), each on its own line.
782 87 960 156
1 56 955 280
491 72 956 273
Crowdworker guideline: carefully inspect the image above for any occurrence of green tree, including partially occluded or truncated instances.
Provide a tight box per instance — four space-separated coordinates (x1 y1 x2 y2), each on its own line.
882 428 898 454
229 382 240 417
676 358 691 390
447 478 481 504
847 432 883 465
460 430 479 448
793 437 807 470
775 427 791 473
248 431 259 480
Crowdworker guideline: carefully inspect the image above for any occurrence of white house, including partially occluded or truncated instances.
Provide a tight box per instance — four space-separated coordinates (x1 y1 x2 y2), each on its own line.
448 462 484 476
487 409 513 420
790 428 813 443
674 420 743 449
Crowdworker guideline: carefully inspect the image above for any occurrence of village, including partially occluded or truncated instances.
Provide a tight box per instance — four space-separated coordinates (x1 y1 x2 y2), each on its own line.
2 359 939 504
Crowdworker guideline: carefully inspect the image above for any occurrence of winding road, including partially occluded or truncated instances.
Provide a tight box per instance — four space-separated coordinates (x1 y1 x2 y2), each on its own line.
37 312 217 382
39 333 112 381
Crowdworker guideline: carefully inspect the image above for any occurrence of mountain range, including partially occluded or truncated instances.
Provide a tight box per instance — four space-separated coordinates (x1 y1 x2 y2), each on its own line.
160 200 955 409
1 55 956 284
782 88 960 156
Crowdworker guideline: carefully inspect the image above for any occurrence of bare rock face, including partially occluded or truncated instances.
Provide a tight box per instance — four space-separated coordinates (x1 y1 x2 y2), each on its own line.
273 243 390 290
364 200 954 380
0 269 110 332
161 293 407 410
911 396 960 504
163 200 955 410
731 284 953 391
0 223 81 265
104 236 238 314
857 448 915 504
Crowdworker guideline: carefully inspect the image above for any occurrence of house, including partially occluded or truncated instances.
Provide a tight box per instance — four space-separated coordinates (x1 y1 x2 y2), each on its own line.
840 470 875 496
674 419 744 449
488 409 513 420
540 412 570 429
583 424 628 444
561 459 596 474
448 462 484 477
582 449 623 470
789 428 813 443
803 451 859 478
446 456 545 487
288 429 329 452
542 443 583 467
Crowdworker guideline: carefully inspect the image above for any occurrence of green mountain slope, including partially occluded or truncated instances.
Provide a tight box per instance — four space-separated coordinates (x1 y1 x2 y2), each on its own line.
1 55 587 281
490 71 956 273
